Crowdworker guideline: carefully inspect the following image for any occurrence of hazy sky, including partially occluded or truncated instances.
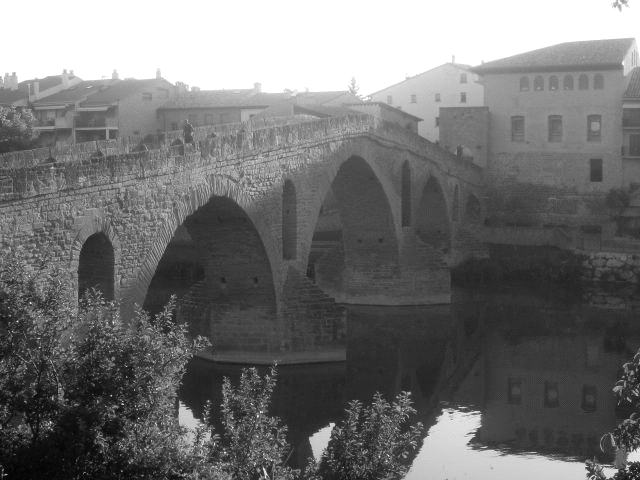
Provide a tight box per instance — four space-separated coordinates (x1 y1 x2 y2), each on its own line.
3 0 639 95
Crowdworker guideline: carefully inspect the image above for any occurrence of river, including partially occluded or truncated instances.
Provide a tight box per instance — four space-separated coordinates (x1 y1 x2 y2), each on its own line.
178 284 640 479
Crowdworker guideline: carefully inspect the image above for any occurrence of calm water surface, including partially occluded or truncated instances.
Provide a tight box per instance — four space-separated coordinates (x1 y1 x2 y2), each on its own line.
179 285 640 479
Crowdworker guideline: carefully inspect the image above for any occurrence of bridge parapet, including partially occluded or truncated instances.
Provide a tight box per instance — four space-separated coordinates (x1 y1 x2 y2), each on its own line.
0 114 378 201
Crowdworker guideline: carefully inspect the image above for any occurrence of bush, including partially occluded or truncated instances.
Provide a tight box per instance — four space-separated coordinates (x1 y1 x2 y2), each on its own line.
586 349 640 479
0 252 424 479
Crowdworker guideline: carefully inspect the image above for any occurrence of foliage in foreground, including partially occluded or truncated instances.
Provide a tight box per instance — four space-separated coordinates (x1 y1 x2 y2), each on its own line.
0 253 423 479
586 349 640 479
0 106 38 154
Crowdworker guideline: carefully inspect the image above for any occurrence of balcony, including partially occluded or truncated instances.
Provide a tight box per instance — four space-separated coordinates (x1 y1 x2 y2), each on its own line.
33 116 73 130
75 116 118 129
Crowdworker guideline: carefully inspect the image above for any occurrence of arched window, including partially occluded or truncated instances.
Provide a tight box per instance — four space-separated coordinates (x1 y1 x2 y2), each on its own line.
549 76 559 91
452 185 460 221
594 73 604 90
579 74 589 90
401 161 411 227
519 76 530 92
534 76 544 91
78 232 114 301
282 180 297 260
563 75 574 90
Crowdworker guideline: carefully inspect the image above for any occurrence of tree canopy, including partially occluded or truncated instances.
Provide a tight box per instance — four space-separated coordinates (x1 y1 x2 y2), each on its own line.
0 106 38 154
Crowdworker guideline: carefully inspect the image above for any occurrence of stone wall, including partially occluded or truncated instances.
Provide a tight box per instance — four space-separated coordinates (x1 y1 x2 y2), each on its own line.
581 252 640 284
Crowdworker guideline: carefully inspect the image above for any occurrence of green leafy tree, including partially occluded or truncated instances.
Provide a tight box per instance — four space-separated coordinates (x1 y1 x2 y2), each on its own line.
348 77 360 96
0 106 38 154
586 348 640 479
311 392 423 480
0 252 209 479
613 0 630 10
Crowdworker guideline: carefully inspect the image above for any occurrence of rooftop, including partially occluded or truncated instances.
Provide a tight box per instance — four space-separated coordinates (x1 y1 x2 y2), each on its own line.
79 78 172 107
625 67 640 99
32 80 117 107
368 63 474 96
472 38 636 74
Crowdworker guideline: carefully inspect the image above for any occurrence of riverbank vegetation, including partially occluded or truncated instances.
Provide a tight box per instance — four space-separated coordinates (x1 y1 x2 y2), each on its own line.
0 253 422 479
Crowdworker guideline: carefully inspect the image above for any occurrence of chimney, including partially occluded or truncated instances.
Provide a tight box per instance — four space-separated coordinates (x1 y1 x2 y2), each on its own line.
191 86 200 92
10 72 18 90
0 76 3 88
253 82 262 93
112 69 119 80
452 55 455 64
33 81 39 98
70 69 74 76
156 68 161 79
62 69 69 87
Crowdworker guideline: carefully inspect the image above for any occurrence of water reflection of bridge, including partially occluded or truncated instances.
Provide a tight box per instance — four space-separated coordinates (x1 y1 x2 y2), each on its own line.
180 286 640 471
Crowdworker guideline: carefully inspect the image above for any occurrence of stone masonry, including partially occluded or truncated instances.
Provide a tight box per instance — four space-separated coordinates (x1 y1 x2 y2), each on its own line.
0 114 484 360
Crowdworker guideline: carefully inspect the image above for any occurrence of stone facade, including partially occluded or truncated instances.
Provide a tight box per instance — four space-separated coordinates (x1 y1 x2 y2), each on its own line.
0 114 484 361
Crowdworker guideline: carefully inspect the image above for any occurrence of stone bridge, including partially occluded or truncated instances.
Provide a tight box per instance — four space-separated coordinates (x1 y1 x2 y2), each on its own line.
0 114 485 361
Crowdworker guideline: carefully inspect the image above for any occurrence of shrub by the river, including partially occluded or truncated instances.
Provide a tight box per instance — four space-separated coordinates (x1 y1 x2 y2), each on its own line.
0 253 423 480
586 349 640 480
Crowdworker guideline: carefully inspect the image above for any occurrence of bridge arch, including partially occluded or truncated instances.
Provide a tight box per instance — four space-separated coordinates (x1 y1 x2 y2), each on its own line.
465 193 483 224
401 161 411 227
452 184 460 222
282 179 297 260
304 153 400 301
415 176 451 251
128 178 281 351
70 219 120 302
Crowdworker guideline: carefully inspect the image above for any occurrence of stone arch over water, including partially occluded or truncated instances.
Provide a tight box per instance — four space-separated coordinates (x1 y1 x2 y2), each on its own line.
142 194 278 351
307 154 400 301
415 176 451 251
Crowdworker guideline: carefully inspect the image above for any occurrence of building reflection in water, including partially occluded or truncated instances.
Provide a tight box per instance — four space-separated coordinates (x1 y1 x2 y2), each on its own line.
179 285 640 476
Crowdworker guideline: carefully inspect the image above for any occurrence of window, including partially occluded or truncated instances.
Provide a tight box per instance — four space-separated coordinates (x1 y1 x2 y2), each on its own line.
410 94 417 103
142 92 152 101
460 73 468 84
587 115 602 142
460 92 467 103
534 75 544 91
549 75 559 91
511 116 525 142
581 385 597 413
563 75 574 90
386 95 393 105
508 378 522 405
594 73 604 90
544 381 559 408
520 76 530 91
630 134 640 156
590 158 603 182
435 117 440 127
435 93 441 102
579 74 589 90
548 115 562 142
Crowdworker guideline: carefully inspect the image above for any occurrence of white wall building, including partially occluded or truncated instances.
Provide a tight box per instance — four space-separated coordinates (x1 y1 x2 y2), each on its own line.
368 61 484 142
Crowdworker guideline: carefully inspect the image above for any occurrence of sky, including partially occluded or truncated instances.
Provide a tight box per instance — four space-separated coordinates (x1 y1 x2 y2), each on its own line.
2 0 640 96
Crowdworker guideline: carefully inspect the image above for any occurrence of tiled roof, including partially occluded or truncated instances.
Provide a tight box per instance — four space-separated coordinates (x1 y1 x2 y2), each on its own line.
472 38 636 74
0 89 27 106
79 78 172 106
32 80 116 106
624 67 640 99
159 90 291 109
368 63 473 96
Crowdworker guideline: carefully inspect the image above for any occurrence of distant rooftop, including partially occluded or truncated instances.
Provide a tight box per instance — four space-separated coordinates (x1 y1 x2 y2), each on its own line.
368 63 474 96
32 80 116 107
472 38 636 74
79 78 172 107
625 67 640 99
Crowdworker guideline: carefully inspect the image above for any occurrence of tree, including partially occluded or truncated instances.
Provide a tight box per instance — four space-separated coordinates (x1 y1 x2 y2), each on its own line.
0 106 38 154
586 348 640 479
348 77 360 96
613 0 630 10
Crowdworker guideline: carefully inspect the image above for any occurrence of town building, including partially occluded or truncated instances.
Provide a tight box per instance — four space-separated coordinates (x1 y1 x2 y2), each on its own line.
73 74 174 142
0 70 82 107
467 37 639 193
30 79 117 146
368 61 484 142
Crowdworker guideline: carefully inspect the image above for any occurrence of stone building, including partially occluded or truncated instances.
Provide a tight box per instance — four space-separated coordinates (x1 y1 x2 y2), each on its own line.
368 61 484 142
468 37 640 193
